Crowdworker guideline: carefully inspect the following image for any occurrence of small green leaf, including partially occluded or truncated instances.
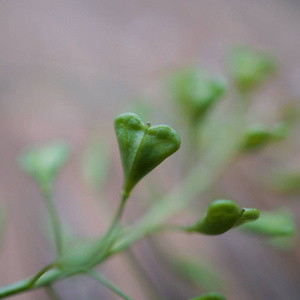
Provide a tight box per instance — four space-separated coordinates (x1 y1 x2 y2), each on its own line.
242 123 287 151
241 210 295 237
189 292 226 300
229 47 275 92
186 200 259 235
114 113 181 196
19 143 70 187
168 67 226 124
242 125 272 151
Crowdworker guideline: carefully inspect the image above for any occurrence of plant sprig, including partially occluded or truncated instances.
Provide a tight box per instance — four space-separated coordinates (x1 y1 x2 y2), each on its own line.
0 46 297 300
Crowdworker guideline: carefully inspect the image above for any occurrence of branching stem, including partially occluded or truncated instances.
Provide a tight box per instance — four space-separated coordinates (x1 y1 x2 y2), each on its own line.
28 264 55 288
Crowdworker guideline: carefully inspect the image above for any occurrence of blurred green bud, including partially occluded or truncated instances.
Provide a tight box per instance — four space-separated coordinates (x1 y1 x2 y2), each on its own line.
189 292 226 300
229 47 275 92
19 143 70 188
241 210 295 237
168 67 226 124
242 123 288 151
233 208 260 227
186 199 259 235
242 124 272 151
268 170 300 194
114 113 181 196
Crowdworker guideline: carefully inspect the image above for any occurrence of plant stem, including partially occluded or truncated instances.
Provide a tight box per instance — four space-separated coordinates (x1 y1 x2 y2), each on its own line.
0 269 79 298
0 97 248 299
86 270 134 300
42 184 63 257
28 264 55 288
106 193 128 237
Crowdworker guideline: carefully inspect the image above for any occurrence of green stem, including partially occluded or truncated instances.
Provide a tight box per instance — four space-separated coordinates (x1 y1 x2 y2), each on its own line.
105 193 128 237
86 270 134 300
42 184 63 257
28 264 55 288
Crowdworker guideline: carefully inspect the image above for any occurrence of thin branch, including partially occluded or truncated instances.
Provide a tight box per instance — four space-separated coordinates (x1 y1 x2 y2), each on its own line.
28 264 55 288
86 270 134 300
42 184 63 257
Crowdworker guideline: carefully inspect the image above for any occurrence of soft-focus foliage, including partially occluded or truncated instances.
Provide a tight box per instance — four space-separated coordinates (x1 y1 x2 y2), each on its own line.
242 123 288 151
19 143 70 188
229 47 275 92
1 45 298 300
168 68 226 124
241 210 295 237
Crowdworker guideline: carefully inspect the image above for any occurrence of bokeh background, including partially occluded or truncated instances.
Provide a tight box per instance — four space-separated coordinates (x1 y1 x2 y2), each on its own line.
0 1 300 299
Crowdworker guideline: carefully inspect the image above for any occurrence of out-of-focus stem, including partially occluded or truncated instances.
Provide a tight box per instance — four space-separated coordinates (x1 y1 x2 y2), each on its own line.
86 270 134 300
42 184 63 257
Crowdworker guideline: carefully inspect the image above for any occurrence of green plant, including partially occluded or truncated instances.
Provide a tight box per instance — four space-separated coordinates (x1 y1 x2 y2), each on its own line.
0 47 297 300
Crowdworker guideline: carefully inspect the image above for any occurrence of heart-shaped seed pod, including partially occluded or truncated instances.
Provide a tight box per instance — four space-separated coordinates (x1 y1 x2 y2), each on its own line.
114 112 181 196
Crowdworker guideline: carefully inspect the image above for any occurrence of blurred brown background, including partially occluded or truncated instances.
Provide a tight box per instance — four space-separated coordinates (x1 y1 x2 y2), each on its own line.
0 1 300 299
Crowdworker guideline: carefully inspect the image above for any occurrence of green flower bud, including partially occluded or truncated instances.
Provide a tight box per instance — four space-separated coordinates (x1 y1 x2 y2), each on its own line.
189 292 226 300
186 199 259 235
168 68 226 124
242 123 288 151
19 143 70 188
114 113 181 196
233 208 260 227
229 47 275 92
242 124 272 151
